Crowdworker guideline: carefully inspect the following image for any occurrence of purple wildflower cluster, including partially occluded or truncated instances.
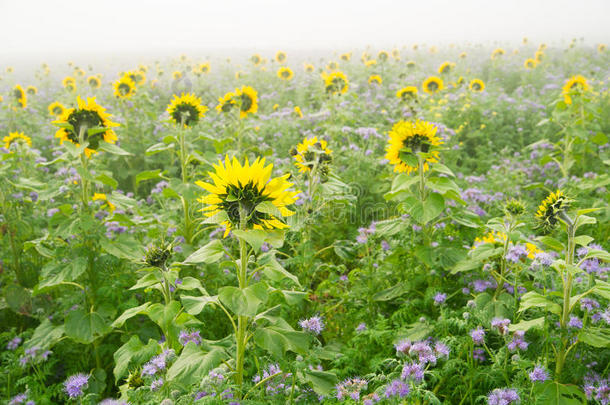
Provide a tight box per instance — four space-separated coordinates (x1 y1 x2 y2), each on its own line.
491 318 511 335
179 329 202 346
487 388 520 404
584 374 610 404
529 366 550 382
64 373 89 398
507 330 528 352
142 349 174 376
336 377 368 401
299 316 324 335
19 346 51 367
253 364 292 396
8 392 35 405
470 327 485 345
7 336 22 350
356 222 376 244
384 379 410 399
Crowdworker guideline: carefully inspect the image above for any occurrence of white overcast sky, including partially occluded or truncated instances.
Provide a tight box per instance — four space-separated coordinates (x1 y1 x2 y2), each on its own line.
1 0 609 61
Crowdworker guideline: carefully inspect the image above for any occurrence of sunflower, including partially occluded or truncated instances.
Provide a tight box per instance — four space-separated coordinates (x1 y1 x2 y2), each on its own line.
406 61 417 69
275 51 287 64
385 120 443 174
535 190 570 232
562 75 590 104
535 51 545 62
124 70 146 86
473 231 507 246
196 156 299 237
327 61 339 71
468 79 485 92
6 67 13 73
48 101 65 117
3 131 32 149
26 86 37 95
459 52 467 59
304 63 315 73
92 193 115 212
216 86 258 119
412 44 419 51
323 71 349 95
364 59 377 68
525 243 542 259
277 67 294 81
251 54 262 65
524 58 537 69
74 68 85 77
598 44 606 53
13 85 27 108
422 76 444 94
53 96 119 157
199 63 211 74
438 61 455 74
391 49 400 60
539 43 547 51
491 48 505 59
113 76 136 99
292 136 332 174
340 53 352 61
172 71 183 80
293 106 303 119
166 93 208 126
63 77 76 92
523 37 528 44
456 76 465 86
368 75 382 85
87 76 101 89
396 86 418 100
378 51 389 61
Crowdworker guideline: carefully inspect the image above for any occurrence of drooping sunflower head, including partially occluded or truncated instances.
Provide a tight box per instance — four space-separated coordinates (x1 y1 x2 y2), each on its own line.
378 50 389 61
196 156 299 237
251 54 262 65
26 85 38 95
125 70 146 86
524 58 537 69
275 51 287 64
13 85 27 108
53 96 119 157
491 48 505 59
304 63 315 73
48 101 65 117
456 76 465 86
113 76 136 99
87 76 101 89
562 75 590 104
215 86 258 119
340 53 352 61
63 77 76 92
396 86 418 101
438 61 455 75
277 67 294 81
368 75 382 86
166 93 208 127
535 190 570 232
385 120 443 174
364 59 377 68
292 136 332 174
469 79 485 92
3 131 32 150
423 76 444 94
323 71 349 95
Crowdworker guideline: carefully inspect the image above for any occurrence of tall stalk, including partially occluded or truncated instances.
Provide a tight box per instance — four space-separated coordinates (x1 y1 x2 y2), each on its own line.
234 203 250 391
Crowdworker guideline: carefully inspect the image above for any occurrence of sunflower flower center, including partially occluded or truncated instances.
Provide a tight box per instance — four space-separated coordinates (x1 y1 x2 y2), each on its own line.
220 182 272 228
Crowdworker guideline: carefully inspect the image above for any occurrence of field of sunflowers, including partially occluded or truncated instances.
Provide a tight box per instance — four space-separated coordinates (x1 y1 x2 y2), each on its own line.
1 41 609 404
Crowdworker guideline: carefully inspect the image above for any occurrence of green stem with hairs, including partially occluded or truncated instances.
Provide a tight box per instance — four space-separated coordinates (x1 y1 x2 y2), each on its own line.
234 202 250 393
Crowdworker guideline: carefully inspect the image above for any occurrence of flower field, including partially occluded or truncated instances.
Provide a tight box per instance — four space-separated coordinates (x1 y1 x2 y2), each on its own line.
1 42 609 404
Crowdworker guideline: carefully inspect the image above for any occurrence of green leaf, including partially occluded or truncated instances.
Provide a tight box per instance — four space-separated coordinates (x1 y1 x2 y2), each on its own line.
518 291 561 316
113 336 159 383
533 381 587 405
135 169 162 186
508 317 545 332
184 240 225 264
536 236 564 252
98 142 132 156
408 192 445 224
146 142 174 155
255 201 282 217
303 369 339 396
95 173 118 189
3 284 32 315
65 309 112 344
431 163 455 177
24 319 64 350
578 328 610 348
218 283 268 317
112 303 151 328
259 252 300 286
35 257 87 292
581 249 610 262
253 327 311 358
181 295 219 315
166 342 226 385
129 271 163 290
232 229 267 251
573 235 593 247
573 215 596 229
593 280 610 300
99 238 144 261
373 283 407 301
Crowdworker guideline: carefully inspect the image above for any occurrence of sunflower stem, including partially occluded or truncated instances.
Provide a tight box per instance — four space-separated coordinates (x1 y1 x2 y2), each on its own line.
178 115 193 244
235 202 250 393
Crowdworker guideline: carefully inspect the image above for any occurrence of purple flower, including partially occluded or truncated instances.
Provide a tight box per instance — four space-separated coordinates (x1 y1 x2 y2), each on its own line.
64 373 89 398
7 336 22 350
381 240 390 251
300 316 324 335
395 339 411 355
179 329 202 346
401 362 424 382
470 327 485 345
529 366 550 382
384 379 410 398
356 322 367 332
150 378 164 391
491 318 511 335
506 244 528 263
580 298 600 312
568 316 583 329
487 388 520 404
433 293 447 305
507 330 528 352
473 348 486 362
9 393 28 405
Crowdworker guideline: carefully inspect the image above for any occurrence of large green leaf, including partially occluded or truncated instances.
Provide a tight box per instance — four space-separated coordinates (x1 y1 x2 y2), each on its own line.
181 295 219 315
518 291 561 316
65 309 112 344
303 369 339 396
578 328 610 348
218 283 268 317
35 257 87 292
3 284 32 315
113 336 159 382
407 192 445 224
533 381 586 405
184 240 225 264
112 303 152 328
25 319 65 350
166 342 226 385
253 327 311 358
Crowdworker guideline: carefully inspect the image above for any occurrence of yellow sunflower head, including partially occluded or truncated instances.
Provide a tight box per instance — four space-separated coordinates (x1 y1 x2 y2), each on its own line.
524 58 537 69
74 68 85 77
438 61 455 74
340 53 352 61
87 76 101 89
523 37 528 44
200 63 210 74
63 77 76 92
172 71 183 80
364 59 377 68
291 136 332 174
385 120 443 174
196 156 299 237
396 86 418 101
535 51 545 62
368 75 382 86
378 50 389 61
304 63 315 73
92 193 115 212
491 48 505 59
48 101 65 117
275 51 287 63
535 190 570 232
3 131 32 150
26 86 37 95
53 96 119 157
216 86 258 119
423 76 444 94
13 85 27 108
598 44 606 53
562 75 590 104
293 106 303 119
469 79 485 92
113 76 137 99
277 67 294 81
323 71 349 95
125 70 146 85
166 93 208 126
459 52 467 59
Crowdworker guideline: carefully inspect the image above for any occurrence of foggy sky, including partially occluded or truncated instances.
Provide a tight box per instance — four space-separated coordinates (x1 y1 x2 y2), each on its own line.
1 0 609 62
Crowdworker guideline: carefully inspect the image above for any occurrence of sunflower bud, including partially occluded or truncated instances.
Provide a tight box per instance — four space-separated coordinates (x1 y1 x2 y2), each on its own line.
504 199 526 217
144 241 172 268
